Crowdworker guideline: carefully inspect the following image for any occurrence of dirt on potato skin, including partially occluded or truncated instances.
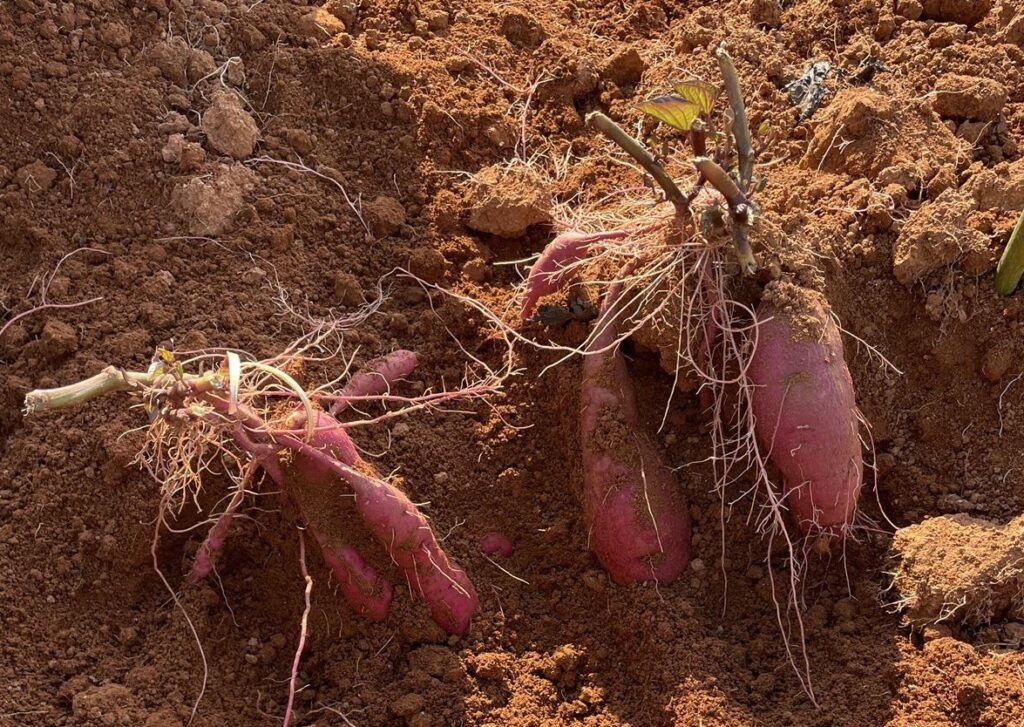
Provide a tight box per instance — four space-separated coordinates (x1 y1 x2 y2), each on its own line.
3 0 1024 726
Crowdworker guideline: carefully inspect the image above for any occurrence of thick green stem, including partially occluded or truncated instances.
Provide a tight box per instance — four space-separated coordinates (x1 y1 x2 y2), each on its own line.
716 44 754 190
23 368 219 415
24 367 152 414
995 209 1024 296
586 111 689 215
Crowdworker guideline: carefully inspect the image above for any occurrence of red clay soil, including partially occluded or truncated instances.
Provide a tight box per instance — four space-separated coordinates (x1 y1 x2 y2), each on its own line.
3 0 1024 725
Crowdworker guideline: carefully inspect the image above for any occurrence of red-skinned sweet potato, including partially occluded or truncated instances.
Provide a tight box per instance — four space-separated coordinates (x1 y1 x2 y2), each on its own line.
579 290 691 584
285 410 478 633
520 230 628 320
749 283 863 535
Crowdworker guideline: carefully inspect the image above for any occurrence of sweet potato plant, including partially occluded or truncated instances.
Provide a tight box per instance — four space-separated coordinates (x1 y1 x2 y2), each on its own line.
23 315 499 724
510 45 873 702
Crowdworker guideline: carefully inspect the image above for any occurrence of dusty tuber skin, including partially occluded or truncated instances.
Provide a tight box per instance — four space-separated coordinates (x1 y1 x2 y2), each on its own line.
282 420 480 634
284 410 396 622
520 230 628 320
284 409 478 632
330 349 418 414
579 286 692 584
748 282 863 535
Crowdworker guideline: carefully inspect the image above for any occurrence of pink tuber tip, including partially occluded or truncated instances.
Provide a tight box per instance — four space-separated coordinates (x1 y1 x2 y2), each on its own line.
478 532 514 558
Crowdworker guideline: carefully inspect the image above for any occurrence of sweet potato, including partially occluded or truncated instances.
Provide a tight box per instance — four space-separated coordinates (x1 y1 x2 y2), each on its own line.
282 411 395 620
748 283 863 535
310 527 393 621
579 296 691 584
330 349 418 414
520 230 627 320
285 410 478 633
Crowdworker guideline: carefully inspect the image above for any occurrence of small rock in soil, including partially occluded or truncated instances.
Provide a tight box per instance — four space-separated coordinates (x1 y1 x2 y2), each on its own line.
202 90 260 160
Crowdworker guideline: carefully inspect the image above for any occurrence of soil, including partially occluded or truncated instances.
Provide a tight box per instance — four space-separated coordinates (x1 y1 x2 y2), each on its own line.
4 1 1024 726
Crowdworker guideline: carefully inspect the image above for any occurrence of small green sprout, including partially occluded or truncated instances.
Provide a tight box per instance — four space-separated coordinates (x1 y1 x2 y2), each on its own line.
995 209 1024 296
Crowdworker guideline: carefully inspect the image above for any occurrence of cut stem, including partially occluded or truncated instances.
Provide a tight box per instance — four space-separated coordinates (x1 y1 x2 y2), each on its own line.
693 157 748 211
716 44 754 190
25 367 153 413
586 111 689 215
24 368 220 414
693 157 758 275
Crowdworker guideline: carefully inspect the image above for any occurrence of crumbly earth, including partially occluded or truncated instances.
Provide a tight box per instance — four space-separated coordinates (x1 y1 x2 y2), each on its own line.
3 1 1024 726
889 513 1024 627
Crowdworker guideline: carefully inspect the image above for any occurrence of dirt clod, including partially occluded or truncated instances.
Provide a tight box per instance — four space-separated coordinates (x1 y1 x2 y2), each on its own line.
893 191 990 284
299 7 347 38
171 163 256 235
202 90 259 160
364 195 407 237
921 0 992 25
804 88 960 180
889 514 1024 625
15 160 57 193
933 75 1006 121
465 164 551 238
390 693 426 717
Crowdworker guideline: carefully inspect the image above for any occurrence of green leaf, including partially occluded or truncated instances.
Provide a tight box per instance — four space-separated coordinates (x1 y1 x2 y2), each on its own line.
673 81 717 115
758 120 770 137
639 95 701 131
995 209 1024 295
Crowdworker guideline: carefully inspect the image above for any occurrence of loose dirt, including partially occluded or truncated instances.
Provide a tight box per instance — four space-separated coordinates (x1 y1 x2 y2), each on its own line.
3 0 1024 725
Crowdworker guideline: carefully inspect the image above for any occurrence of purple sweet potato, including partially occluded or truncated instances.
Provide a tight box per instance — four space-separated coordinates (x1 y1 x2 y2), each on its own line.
283 410 395 621
310 527 393 621
189 488 244 584
748 283 863 535
579 298 691 584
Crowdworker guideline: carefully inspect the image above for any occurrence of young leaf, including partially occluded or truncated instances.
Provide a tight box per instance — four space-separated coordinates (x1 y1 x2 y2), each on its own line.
995 209 1024 295
673 81 717 115
758 120 770 136
639 95 701 131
